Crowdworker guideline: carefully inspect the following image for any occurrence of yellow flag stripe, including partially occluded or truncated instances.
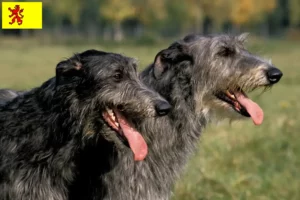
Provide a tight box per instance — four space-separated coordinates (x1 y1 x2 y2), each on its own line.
2 2 43 29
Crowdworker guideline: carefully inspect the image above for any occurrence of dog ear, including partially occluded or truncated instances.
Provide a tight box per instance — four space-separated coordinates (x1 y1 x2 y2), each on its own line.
55 57 83 86
237 32 249 43
153 43 193 79
153 52 165 79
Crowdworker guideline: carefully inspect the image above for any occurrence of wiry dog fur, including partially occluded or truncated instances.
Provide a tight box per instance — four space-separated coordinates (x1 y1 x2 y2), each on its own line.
68 34 282 200
0 50 170 200
0 34 283 200
0 89 23 106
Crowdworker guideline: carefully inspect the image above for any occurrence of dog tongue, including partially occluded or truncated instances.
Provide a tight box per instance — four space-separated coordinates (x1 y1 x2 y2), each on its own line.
234 92 264 125
114 111 148 161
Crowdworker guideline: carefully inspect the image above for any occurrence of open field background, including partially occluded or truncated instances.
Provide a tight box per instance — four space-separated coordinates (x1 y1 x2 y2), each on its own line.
0 37 299 200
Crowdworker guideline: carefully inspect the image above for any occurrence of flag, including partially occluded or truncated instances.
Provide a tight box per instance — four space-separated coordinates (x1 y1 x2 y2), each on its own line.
2 2 42 29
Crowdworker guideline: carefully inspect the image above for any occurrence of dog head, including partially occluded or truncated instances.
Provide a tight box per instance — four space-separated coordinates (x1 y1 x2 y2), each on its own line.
55 49 171 160
143 34 282 125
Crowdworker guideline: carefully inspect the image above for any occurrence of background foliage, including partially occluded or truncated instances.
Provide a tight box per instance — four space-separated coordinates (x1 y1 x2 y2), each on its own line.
1 0 300 41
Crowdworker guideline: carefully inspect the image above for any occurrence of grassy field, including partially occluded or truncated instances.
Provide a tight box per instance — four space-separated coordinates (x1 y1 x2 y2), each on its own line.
0 37 299 200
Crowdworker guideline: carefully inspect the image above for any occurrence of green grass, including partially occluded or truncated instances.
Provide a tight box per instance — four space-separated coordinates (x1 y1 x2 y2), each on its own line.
0 37 299 200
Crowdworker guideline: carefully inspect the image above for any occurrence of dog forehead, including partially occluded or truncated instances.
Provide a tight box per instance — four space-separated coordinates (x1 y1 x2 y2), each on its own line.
81 50 130 63
102 53 133 64
93 57 136 73
79 49 107 58
183 34 201 43
111 55 137 69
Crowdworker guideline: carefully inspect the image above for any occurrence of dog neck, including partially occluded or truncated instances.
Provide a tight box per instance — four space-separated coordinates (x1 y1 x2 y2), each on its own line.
88 71 205 200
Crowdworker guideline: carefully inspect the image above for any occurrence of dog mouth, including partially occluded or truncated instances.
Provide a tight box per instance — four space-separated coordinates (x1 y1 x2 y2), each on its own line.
102 109 147 161
215 89 264 125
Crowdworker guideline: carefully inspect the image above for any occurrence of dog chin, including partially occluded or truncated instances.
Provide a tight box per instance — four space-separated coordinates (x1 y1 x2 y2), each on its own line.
205 104 247 124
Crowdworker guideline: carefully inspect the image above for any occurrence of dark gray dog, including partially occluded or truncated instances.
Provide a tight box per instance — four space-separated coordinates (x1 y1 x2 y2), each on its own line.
0 49 171 200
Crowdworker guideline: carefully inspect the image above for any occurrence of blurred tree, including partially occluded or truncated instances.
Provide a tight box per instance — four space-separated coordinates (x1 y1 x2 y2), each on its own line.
43 0 82 38
162 0 195 36
199 0 232 33
100 0 135 41
44 0 82 25
79 0 101 39
289 0 300 26
230 0 276 30
230 0 256 27
181 0 232 34
265 0 288 36
184 0 204 33
133 0 167 25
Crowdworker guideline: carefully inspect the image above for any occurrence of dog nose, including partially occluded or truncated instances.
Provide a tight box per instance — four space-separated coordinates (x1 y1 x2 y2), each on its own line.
155 101 171 116
267 67 283 84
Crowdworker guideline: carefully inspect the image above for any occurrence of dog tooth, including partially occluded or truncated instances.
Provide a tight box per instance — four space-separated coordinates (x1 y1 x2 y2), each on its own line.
226 91 233 98
226 90 236 99
108 109 113 115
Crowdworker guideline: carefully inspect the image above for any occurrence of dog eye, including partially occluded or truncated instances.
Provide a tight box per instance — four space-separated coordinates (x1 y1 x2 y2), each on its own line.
113 72 123 80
